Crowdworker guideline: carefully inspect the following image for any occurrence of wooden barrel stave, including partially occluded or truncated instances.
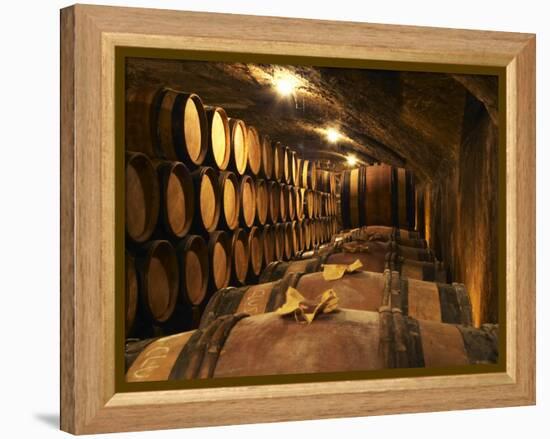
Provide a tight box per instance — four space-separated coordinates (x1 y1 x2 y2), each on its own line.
204 106 230 170
157 89 208 164
125 152 160 243
125 86 165 157
208 231 232 291
191 166 220 233
266 181 280 224
260 134 273 180
230 228 249 286
246 125 262 177
248 226 264 281
228 118 248 175
154 160 194 238
273 141 285 182
261 224 275 267
217 171 240 231
135 240 179 325
175 235 209 312
340 166 416 230
125 252 138 337
239 175 257 228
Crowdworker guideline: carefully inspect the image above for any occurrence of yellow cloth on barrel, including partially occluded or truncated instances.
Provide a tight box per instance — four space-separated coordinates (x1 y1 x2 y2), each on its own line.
322 259 363 281
275 287 339 324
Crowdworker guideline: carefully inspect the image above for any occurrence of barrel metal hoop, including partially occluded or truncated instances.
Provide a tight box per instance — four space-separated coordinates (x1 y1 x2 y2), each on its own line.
452 283 474 327
169 313 249 380
151 87 169 159
404 316 425 367
455 324 499 365
437 283 463 324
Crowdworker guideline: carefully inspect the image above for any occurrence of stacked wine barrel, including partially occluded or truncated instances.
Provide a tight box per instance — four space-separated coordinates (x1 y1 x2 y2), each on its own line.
340 164 416 230
125 87 339 339
125 224 498 381
124 88 497 380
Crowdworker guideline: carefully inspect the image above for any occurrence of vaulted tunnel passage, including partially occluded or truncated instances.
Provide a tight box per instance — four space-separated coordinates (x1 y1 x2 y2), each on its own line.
126 58 499 327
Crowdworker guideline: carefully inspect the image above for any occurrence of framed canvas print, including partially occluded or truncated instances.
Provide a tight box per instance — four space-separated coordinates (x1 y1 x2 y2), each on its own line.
60 4 536 434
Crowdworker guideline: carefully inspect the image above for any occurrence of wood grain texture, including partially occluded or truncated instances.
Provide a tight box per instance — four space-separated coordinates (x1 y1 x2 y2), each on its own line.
60 4 536 434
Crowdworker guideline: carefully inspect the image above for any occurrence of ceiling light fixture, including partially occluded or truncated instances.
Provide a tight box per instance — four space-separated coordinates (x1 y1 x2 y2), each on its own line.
346 154 358 166
326 128 341 143
274 77 296 97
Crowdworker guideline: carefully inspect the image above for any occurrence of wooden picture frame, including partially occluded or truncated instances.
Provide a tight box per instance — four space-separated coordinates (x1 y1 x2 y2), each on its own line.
60 4 535 434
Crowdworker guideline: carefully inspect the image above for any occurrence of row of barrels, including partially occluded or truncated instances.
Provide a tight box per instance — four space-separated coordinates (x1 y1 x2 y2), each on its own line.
126 87 336 192
261 227 448 284
340 163 416 230
126 309 498 381
125 218 338 338
126 152 339 243
125 226 497 381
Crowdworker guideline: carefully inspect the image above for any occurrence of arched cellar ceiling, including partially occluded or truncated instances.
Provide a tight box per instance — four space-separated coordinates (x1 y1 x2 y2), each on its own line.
127 58 498 180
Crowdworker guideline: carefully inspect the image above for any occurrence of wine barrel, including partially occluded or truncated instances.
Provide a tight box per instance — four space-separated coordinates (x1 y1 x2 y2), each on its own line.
127 310 497 381
125 252 138 337
125 87 164 157
261 224 275 266
259 240 445 283
287 185 296 221
135 240 179 325
246 126 262 177
273 141 285 182
302 219 311 251
205 107 230 170
266 180 280 224
283 146 293 184
283 222 294 260
315 191 322 218
341 165 416 229
279 183 289 222
125 152 160 243
359 225 421 240
157 88 208 164
155 160 194 238
255 179 268 226
248 226 264 281
291 151 299 186
329 171 337 194
218 171 240 231
292 220 302 254
230 229 249 286
293 186 303 220
273 223 285 262
208 231 231 291
295 158 304 188
175 235 209 306
302 159 317 190
304 189 314 219
191 166 220 233
228 119 248 176
260 134 273 180
239 175 256 228
202 269 472 326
